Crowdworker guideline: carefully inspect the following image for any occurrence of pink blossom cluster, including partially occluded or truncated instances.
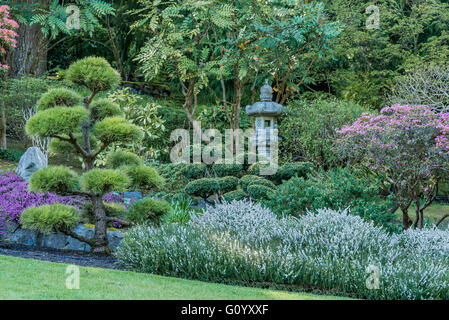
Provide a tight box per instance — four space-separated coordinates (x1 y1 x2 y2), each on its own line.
335 104 449 197
0 5 18 73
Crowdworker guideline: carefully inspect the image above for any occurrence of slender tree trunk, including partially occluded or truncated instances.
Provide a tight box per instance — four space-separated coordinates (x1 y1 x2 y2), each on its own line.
91 195 110 255
401 207 412 229
0 108 7 149
0 76 7 149
12 1 49 76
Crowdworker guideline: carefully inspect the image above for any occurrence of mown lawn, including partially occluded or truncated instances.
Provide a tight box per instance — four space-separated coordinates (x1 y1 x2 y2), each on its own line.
0 160 17 172
0 255 346 300
395 203 449 227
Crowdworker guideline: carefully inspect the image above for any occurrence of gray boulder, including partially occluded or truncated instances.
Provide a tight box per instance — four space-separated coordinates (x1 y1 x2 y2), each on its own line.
16 147 48 181
5 223 123 252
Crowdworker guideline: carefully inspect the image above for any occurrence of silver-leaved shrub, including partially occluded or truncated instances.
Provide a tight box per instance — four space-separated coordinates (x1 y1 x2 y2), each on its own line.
116 200 449 299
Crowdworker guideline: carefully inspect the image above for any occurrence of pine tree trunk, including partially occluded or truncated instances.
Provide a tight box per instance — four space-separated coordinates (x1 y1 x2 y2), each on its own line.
0 108 7 150
91 195 110 255
12 1 49 76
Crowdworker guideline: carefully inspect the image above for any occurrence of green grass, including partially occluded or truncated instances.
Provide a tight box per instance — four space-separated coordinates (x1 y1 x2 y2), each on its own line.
395 203 449 227
0 255 346 300
0 159 17 172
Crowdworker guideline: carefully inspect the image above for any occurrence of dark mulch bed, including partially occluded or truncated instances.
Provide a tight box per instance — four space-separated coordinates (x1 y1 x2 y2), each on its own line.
0 241 126 270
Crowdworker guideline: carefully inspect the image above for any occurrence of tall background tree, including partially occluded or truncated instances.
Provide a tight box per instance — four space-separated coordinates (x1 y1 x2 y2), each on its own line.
135 0 340 128
8 0 114 76
0 4 19 149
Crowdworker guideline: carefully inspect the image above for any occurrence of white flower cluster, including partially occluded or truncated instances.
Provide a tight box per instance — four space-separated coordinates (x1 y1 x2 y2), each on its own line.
116 200 449 299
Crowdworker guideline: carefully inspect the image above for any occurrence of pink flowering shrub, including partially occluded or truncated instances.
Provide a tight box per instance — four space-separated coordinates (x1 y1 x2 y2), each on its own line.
335 104 449 229
0 5 18 74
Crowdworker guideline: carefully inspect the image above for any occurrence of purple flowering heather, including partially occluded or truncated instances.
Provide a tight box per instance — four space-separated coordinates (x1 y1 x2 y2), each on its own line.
0 172 130 236
0 171 85 236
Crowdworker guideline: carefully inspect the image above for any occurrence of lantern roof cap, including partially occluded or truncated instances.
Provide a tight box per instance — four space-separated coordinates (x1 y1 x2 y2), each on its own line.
246 80 285 116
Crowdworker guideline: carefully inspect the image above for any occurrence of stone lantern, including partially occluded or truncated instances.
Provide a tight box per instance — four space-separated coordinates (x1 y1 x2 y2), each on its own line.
245 81 285 160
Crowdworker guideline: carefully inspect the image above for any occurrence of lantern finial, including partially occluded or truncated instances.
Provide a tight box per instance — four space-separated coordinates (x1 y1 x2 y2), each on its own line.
260 80 273 101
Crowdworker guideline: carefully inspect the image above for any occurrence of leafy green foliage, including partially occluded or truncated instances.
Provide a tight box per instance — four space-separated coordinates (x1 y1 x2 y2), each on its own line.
36 88 82 111
0 149 23 162
108 88 167 159
0 76 53 141
268 167 398 232
147 162 189 198
29 166 79 194
106 150 142 169
21 204 79 234
135 0 340 125
29 0 115 39
80 169 129 195
317 0 449 109
126 197 171 225
26 106 88 137
161 196 196 225
279 95 370 168
122 165 165 192
66 56 121 92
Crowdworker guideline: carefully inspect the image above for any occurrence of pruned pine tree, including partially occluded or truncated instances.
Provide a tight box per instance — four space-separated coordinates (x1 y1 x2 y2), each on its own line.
22 57 162 254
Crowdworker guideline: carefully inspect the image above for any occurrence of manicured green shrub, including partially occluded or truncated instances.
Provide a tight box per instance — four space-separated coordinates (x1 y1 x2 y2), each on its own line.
0 149 23 162
185 178 220 200
22 204 79 234
223 189 247 202
122 165 165 192
247 184 274 201
249 178 275 190
181 163 207 180
217 176 239 194
66 56 121 92
80 169 129 194
104 202 127 217
106 151 142 169
212 163 243 177
23 57 149 254
36 88 82 111
29 166 79 194
268 167 398 232
272 162 314 184
126 197 171 225
94 116 143 144
26 106 88 137
90 99 122 121
240 175 268 192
